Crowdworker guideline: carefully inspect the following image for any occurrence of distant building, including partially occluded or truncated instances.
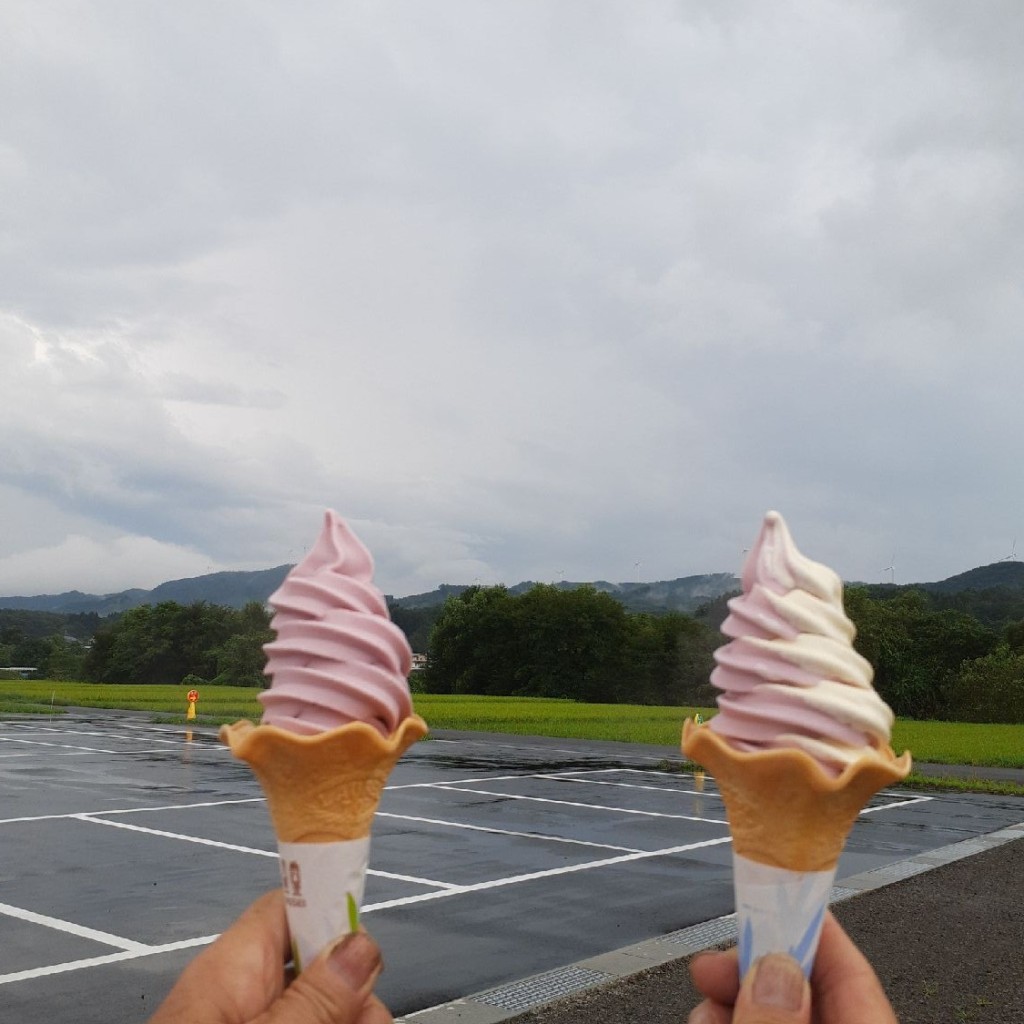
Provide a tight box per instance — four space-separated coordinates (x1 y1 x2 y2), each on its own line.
411 653 428 672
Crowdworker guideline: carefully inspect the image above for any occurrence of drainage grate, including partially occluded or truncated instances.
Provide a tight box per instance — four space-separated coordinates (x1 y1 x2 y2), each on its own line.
660 914 738 948
829 886 859 903
475 966 612 1011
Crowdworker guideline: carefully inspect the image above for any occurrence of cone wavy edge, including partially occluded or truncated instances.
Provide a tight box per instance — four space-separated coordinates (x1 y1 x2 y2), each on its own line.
220 715 429 842
682 717 911 872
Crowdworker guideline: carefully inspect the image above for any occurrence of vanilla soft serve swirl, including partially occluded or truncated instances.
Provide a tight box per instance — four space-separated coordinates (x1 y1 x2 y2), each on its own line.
259 510 413 737
708 511 894 776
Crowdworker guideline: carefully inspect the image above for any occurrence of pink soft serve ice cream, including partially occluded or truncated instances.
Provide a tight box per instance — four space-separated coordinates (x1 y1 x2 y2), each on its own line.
708 510 894 776
258 510 413 738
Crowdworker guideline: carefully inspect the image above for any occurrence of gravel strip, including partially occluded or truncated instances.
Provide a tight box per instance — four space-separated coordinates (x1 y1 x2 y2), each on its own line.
504 838 1024 1024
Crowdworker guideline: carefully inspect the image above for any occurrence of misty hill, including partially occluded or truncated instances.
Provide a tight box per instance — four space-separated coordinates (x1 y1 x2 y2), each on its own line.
392 573 742 615
0 569 742 617
0 565 292 616
3 560 1024 620
919 561 1024 594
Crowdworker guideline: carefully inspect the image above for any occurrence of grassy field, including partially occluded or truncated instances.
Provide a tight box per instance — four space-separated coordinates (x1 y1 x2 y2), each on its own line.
3 682 1023 783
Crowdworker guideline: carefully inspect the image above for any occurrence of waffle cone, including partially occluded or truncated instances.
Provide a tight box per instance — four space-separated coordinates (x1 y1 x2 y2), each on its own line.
220 715 428 843
682 719 911 872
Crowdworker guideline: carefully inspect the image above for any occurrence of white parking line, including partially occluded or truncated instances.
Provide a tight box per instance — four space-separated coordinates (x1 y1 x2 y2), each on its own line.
0 737 120 754
0 901 150 953
0 797 267 826
363 835 734 912
862 794 933 814
389 768 620 790
376 811 645 854
0 935 218 986
75 816 457 891
372 869 462 890
21 727 185 747
437 785 729 825
75 815 280 855
536 773 722 799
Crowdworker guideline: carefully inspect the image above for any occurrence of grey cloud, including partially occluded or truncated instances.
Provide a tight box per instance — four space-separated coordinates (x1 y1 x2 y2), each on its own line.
1 2 1023 596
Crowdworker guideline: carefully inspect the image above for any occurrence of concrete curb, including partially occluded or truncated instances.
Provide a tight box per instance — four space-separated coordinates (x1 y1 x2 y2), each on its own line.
399 822 1024 1024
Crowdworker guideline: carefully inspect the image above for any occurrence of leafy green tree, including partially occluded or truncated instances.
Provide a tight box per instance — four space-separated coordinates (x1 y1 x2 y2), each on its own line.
42 636 87 681
85 601 261 685
213 632 271 687
845 587 997 719
1004 618 1024 653
422 584 718 705
422 586 516 695
1 625 24 646
388 602 441 653
213 606 274 687
12 636 51 669
947 646 1024 723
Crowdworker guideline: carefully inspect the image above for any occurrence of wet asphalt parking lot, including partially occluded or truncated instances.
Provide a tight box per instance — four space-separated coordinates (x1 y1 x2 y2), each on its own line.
3 712 1024 1024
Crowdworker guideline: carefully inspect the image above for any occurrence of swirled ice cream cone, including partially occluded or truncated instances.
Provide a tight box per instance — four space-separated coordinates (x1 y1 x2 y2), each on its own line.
682 512 910 975
221 511 427 969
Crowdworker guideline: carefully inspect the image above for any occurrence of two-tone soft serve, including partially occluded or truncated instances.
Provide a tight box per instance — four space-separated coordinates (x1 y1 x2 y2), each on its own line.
708 511 894 776
258 510 413 738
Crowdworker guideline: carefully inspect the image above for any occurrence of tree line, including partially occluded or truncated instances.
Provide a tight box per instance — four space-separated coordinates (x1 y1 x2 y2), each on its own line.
420 583 1024 724
84 601 274 686
4 581 1024 723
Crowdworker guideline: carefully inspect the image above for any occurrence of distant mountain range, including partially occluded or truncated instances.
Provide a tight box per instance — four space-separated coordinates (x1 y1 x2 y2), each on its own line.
0 566 293 616
2 560 1023 617
392 574 742 614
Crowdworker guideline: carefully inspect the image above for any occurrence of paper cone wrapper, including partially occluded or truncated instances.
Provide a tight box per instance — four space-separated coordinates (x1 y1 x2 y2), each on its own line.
733 852 834 977
682 719 910 976
221 714 428 969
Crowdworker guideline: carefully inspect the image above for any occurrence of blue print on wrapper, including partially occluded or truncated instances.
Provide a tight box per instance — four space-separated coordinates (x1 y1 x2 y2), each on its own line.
738 904 824 979
740 918 754 977
792 903 826 975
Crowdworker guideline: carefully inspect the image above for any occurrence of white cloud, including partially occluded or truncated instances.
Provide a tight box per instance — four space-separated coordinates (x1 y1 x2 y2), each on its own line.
0 533 225 596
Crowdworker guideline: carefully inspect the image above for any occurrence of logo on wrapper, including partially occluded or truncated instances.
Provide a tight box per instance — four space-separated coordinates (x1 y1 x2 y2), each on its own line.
281 858 307 907
277 838 371 973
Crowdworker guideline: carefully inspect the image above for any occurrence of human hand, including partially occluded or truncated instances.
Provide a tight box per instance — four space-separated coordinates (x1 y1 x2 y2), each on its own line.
687 911 897 1024
148 891 392 1024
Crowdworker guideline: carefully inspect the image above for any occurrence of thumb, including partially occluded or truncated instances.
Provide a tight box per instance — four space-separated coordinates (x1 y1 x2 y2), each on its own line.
732 954 811 1024
262 932 384 1024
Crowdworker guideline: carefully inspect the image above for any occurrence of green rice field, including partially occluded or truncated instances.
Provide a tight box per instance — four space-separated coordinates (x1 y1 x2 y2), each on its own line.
2 682 1023 781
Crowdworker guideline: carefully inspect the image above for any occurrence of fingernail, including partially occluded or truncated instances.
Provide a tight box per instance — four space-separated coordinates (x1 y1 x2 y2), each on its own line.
750 954 806 1011
325 931 381 990
687 1003 716 1024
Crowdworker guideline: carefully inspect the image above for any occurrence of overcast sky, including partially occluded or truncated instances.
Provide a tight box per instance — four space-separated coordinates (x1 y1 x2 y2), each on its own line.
2 1 1022 599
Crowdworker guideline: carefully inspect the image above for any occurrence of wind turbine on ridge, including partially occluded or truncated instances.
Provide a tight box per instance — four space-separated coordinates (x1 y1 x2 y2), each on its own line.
881 554 895 585
1000 540 1018 563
